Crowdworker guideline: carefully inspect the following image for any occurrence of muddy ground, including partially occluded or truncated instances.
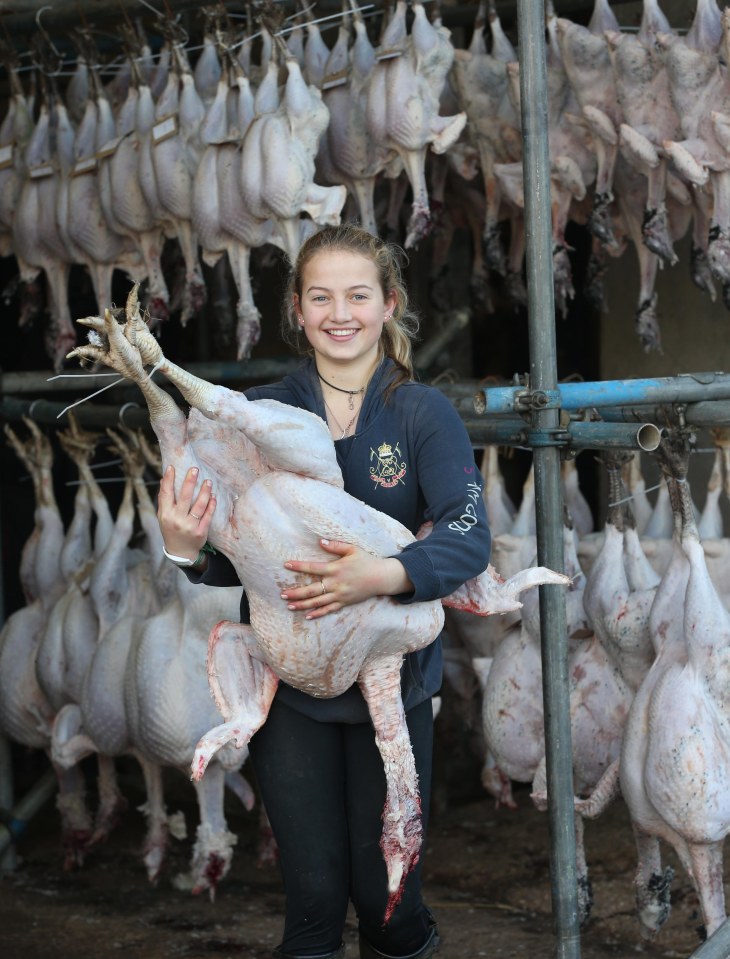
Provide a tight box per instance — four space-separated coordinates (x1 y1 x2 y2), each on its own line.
0 736 716 959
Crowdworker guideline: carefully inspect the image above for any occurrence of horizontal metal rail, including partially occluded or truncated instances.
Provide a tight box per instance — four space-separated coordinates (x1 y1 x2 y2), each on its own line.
598 400 730 428
475 373 730 415
0 358 300 395
0 396 150 429
2 396 662 453
461 419 662 451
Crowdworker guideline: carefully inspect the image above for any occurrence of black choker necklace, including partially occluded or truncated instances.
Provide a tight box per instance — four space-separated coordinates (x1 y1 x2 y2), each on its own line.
317 371 365 411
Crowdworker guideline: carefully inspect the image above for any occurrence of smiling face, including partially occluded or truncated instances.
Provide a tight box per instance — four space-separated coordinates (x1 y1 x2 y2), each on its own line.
294 250 397 382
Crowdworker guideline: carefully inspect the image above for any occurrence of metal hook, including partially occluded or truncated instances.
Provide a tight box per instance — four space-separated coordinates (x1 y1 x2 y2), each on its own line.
35 6 64 60
118 402 141 428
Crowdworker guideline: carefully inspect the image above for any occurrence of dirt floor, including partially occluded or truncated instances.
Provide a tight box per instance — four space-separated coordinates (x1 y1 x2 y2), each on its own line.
0 744 717 959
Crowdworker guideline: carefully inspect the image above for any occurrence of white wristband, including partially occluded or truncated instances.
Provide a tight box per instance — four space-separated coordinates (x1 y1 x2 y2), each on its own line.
163 545 200 567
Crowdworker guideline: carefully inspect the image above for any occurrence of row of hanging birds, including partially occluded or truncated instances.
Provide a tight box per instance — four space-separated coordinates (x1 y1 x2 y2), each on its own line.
0 414 262 892
2 0 730 371
444 434 730 942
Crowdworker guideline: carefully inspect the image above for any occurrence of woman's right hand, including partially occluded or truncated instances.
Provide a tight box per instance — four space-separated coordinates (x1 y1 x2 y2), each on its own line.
157 465 216 560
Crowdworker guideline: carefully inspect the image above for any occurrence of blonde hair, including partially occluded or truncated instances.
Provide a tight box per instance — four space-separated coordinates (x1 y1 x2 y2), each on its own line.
281 225 420 392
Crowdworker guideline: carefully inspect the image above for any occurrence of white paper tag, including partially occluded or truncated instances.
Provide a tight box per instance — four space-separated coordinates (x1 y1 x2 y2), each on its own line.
71 156 97 176
29 162 54 179
152 114 178 144
0 144 13 170
96 135 124 160
322 69 349 90
376 47 403 61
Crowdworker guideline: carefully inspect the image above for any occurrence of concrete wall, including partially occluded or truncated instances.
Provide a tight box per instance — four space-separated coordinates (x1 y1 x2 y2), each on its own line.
601 233 730 381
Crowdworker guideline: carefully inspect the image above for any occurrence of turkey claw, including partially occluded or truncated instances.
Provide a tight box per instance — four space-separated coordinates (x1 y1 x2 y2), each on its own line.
66 344 106 363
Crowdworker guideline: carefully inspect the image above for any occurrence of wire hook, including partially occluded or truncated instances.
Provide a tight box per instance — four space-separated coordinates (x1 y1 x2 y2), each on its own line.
35 6 64 60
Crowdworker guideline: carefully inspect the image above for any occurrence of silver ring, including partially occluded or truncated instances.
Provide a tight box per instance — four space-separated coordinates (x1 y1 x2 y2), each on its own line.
320 579 327 595
190 512 202 521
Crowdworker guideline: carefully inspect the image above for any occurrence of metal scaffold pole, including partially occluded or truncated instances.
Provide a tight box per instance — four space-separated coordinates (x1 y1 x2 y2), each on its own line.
515 1 581 957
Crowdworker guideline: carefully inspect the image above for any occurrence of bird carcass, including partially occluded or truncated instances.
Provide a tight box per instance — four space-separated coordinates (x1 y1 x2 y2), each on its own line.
365 0 466 248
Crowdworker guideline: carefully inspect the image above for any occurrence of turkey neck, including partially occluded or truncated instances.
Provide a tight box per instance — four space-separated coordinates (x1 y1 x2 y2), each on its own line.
604 460 626 532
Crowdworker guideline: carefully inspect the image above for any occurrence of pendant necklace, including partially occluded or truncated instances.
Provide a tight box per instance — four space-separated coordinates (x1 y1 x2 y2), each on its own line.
323 397 359 440
317 370 365 411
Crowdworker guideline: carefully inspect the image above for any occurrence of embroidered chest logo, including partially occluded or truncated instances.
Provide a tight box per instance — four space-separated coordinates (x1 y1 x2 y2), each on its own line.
370 440 407 488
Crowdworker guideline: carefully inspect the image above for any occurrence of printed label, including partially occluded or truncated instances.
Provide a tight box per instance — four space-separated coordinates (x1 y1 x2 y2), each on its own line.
71 156 97 176
29 162 54 179
376 48 403 61
322 69 349 90
152 114 178 144
96 135 124 159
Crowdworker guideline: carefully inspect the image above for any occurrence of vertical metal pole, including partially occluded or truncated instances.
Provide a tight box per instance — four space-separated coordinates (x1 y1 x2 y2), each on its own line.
515 2 581 957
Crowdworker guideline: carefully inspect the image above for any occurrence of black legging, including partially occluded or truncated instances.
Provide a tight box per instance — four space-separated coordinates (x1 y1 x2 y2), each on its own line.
248 695 435 958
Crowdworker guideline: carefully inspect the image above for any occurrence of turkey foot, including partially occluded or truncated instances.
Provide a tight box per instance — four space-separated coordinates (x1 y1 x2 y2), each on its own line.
405 202 432 250
708 225 730 284
642 206 678 266
553 245 575 317
484 222 506 276
588 192 615 247
632 827 675 939
181 768 239 898
235 300 262 360
635 294 661 354
690 242 716 300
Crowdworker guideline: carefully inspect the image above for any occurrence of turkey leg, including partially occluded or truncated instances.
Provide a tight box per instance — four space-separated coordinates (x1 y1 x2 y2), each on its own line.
193 622 279 781
358 654 421 922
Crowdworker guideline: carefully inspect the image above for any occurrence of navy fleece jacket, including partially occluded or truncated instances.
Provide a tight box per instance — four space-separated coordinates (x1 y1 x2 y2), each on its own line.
188 357 491 722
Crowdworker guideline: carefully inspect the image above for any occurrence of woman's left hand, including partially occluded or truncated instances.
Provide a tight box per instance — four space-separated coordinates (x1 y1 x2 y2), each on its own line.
281 538 412 620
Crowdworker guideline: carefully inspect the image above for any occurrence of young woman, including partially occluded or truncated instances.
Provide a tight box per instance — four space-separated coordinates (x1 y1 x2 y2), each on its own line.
157 225 491 959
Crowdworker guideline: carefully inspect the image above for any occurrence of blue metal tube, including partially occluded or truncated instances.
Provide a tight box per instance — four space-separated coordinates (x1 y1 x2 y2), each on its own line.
599 401 730 428
461 420 661 452
475 373 730 415
566 422 661 452
515 0 580 955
